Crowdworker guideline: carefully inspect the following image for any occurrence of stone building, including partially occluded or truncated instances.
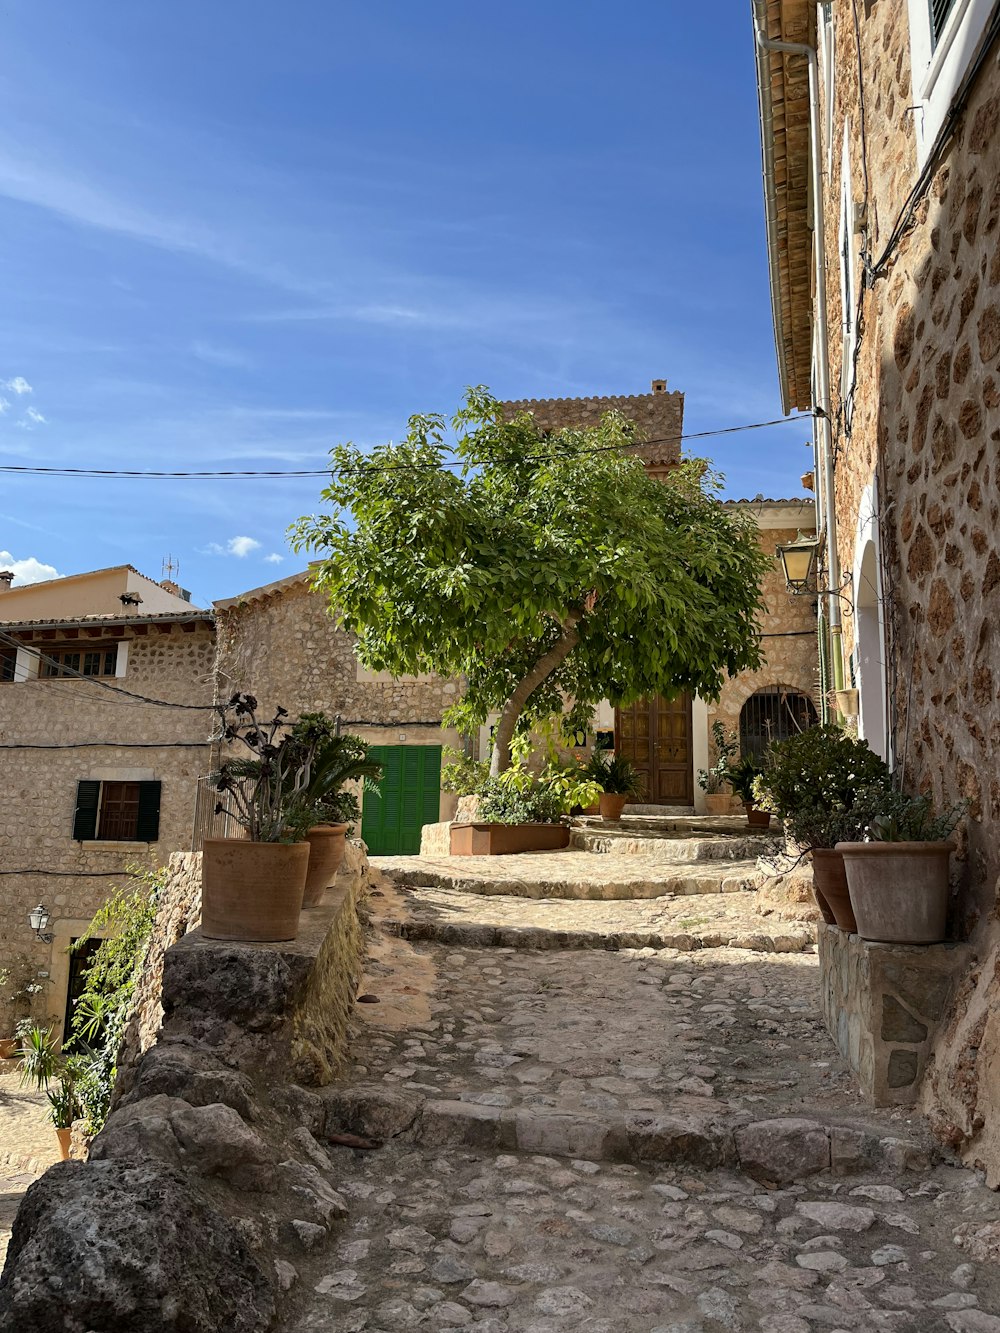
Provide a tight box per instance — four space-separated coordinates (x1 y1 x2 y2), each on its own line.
502 384 820 810
212 572 464 855
0 568 213 1041
754 1 1000 1173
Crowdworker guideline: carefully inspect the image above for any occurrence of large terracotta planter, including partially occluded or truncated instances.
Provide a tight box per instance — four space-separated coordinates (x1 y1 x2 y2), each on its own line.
55 1128 72 1161
201 838 309 942
0 1038 17 1061
599 793 628 820
811 848 855 932
450 823 570 856
744 804 772 829
837 841 954 943
704 793 730 815
302 824 349 907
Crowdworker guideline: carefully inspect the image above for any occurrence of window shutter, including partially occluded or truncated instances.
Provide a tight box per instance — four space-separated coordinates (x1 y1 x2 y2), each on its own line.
930 0 957 43
135 781 161 842
73 781 101 841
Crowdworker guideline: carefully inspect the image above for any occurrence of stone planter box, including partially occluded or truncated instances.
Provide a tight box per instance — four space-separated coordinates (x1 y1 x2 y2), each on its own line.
449 822 570 856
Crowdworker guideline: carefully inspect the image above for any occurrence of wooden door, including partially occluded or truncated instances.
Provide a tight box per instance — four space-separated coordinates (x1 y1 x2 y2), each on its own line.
361 745 442 855
614 694 693 806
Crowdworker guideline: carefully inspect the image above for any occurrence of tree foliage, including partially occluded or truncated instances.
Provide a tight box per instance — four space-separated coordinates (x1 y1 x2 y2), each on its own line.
292 387 769 772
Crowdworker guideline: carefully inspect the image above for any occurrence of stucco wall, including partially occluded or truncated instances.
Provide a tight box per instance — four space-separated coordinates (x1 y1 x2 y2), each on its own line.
0 624 215 1034
819 0 1000 1173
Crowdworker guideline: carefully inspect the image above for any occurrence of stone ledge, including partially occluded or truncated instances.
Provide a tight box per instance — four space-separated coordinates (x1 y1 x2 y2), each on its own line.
818 923 974 1107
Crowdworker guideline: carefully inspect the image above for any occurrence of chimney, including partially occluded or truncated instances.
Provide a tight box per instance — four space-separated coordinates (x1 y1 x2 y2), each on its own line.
0 571 14 592
161 579 192 603
651 379 667 394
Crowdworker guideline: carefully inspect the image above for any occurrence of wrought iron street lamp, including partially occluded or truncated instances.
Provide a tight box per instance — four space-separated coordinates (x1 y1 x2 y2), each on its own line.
28 904 54 943
776 533 820 595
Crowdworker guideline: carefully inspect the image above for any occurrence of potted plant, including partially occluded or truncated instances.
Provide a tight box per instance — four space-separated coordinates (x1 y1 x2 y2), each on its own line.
837 792 967 944
0 956 47 1060
698 722 739 815
450 769 570 855
752 725 892 931
726 753 771 828
17 1024 85 1160
205 694 325 942
288 723 383 908
590 751 644 820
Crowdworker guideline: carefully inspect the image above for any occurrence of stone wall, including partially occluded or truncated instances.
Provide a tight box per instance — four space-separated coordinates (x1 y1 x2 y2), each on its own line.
0 624 215 1036
0 840 375 1330
214 574 462 821
818 0 1000 1173
818 924 972 1107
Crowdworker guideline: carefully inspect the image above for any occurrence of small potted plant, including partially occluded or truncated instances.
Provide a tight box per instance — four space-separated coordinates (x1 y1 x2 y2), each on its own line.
288 722 383 908
698 722 739 815
205 694 328 942
0 957 47 1060
590 751 644 820
752 725 892 931
726 753 771 828
837 792 967 944
17 1024 85 1159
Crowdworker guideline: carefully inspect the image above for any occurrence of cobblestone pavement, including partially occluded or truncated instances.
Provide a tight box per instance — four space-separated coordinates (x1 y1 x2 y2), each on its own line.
384 882 815 953
0 1063 57 1266
373 852 762 901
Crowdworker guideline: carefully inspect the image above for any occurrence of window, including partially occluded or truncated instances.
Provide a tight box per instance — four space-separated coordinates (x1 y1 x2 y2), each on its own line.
42 646 118 679
73 780 161 842
818 3 836 172
906 0 995 163
739 688 819 762
838 128 859 405
0 647 15 682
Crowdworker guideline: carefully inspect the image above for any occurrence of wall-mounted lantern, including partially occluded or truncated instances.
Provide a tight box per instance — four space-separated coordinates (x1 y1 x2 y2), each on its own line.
28 904 54 943
776 533 821 595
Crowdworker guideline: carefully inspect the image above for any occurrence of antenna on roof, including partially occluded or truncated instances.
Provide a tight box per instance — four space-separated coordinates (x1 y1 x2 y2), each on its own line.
162 554 180 581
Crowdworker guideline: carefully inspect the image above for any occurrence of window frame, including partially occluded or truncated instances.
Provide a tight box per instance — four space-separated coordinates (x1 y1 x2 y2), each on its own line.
73 778 161 843
41 645 119 680
838 127 859 405
906 0 996 165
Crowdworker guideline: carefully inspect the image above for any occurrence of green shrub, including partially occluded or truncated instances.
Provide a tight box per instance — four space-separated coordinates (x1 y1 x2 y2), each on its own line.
477 776 564 825
441 747 490 797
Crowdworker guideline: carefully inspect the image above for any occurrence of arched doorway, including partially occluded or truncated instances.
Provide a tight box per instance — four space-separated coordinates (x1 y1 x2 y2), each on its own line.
855 537 887 759
739 686 818 761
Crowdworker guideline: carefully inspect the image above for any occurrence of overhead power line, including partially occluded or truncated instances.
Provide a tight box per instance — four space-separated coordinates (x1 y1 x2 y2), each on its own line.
0 415 813 480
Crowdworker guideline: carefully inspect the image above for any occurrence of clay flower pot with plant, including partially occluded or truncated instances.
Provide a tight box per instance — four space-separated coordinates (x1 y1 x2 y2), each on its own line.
698 722 738 815
726 752 771 828
837 792 967 944
289 723 383 907
590 751 644 820
751 725 892 932
205 694 329 942
17 1024 84 1160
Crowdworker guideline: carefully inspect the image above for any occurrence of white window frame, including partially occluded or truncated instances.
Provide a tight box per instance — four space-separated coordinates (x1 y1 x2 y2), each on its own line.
818 2 836 174
906 0 996 166
838 128 859 403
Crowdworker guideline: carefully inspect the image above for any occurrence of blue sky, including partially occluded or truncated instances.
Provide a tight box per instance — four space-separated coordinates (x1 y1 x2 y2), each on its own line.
0 1 811 607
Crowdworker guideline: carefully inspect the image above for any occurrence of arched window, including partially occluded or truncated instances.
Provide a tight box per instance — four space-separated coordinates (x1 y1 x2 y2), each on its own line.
739 687 818 761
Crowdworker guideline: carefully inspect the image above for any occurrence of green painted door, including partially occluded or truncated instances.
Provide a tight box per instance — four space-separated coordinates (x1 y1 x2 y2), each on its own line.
361 745 442 855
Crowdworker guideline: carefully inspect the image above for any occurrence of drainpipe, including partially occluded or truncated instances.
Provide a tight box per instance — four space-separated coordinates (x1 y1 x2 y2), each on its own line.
753 1 846 695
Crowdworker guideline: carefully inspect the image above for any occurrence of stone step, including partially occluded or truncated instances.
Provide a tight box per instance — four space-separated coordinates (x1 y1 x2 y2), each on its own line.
372 853 763 901
383 912 814 955
569 826 781 863
318 1081 938 1185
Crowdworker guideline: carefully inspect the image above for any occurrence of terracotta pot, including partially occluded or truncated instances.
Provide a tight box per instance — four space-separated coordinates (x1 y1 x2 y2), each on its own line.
599 793 628 820
704 793 731 815
582 803 600 816
450 823 570 856
302 824 349 907
811 848 856 932
0 1038 18 1061
55 1127 72 1161
744 804 772 829
201 838 309 942
838 841 954 944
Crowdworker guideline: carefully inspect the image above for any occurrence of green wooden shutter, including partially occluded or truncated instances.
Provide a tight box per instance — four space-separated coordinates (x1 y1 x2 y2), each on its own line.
135 781 162 842
73 781 101 841
361 746 441 855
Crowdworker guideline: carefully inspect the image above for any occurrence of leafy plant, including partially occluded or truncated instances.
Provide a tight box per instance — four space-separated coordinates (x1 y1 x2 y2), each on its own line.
292 387 769 776
698 722 739 794
441 747 490 797
46 1072 83 1131
0 954 48 1034
867 791 968 843
210 695 337 842
536 760 603 814
286 723 383 835
589 751 644 798
726 753 764 805
752 724 892 850
477 774 564 825
17 1024 61 1089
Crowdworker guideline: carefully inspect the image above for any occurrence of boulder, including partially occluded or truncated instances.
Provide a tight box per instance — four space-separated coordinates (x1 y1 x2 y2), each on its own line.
0 1160 274 1333
92 1096 273 1177
734 1117 831 1183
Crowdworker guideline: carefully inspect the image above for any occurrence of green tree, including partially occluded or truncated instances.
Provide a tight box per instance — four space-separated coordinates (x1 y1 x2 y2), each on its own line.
292 387 769 775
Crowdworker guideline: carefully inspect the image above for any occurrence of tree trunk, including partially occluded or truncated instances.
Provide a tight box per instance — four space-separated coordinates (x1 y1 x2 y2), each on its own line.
489 613 582 777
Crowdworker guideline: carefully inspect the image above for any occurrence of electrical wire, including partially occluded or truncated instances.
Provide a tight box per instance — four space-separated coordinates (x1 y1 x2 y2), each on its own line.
0 415 814 480
0 741 209 750
0 868 130 877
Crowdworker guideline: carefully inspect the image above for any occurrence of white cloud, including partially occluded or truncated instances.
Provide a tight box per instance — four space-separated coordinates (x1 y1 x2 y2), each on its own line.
228 535 261 558
0 550 59 585
263 552 284 565
2 376 32 395
17 406 46 428
0 396 10 415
